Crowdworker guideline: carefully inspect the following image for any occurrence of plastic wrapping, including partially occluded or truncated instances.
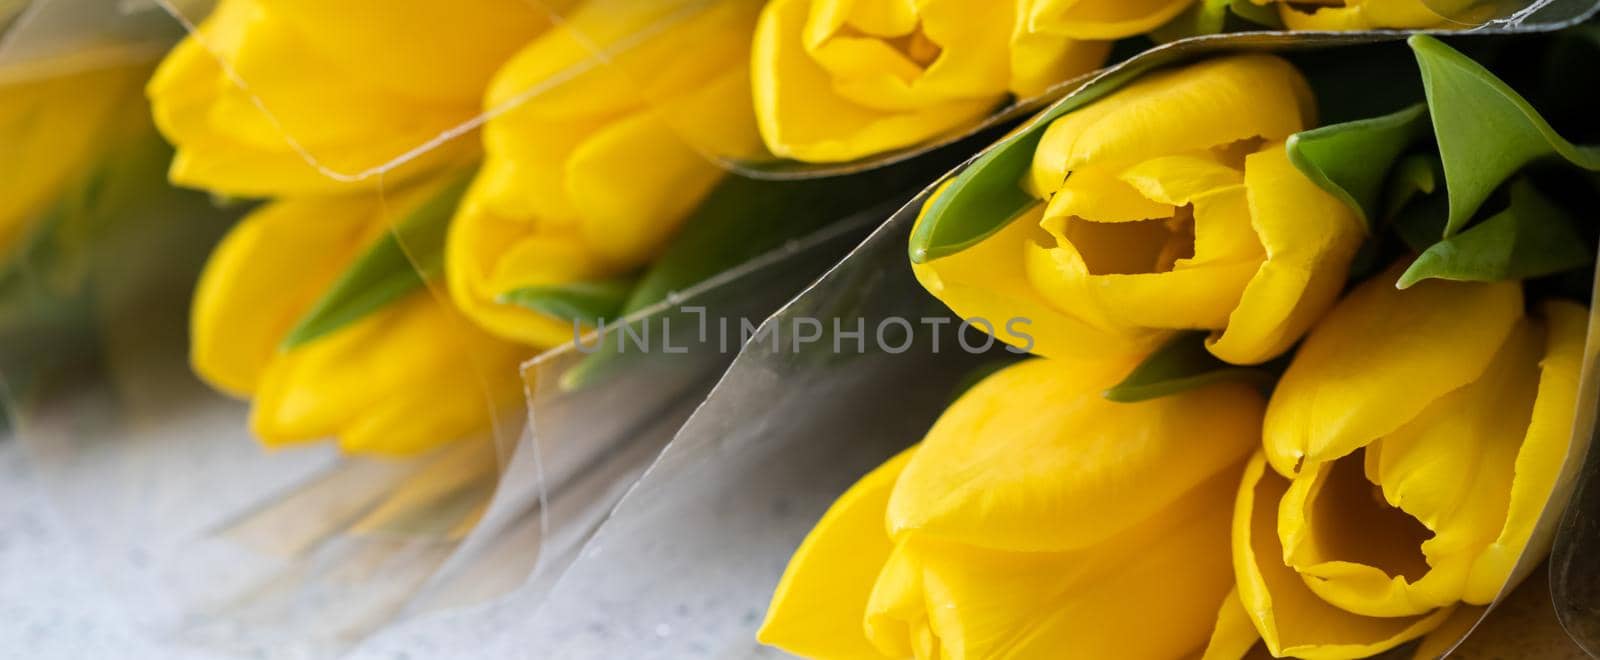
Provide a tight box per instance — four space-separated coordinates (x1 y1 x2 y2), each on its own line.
3 183 919 657
492 36 1600 658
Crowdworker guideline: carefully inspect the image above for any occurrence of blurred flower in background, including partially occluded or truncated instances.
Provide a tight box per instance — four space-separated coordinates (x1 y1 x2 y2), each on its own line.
146 0 561 196
1 64 150 260
751 0 1193 163
447 0 762 348
189 174 527 455
145 0 551 454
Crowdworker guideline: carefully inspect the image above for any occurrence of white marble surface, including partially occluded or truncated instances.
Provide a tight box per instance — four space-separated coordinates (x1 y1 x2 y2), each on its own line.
0 439 212 659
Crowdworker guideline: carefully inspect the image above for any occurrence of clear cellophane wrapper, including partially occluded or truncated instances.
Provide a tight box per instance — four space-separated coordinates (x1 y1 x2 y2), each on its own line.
470 172 1600 660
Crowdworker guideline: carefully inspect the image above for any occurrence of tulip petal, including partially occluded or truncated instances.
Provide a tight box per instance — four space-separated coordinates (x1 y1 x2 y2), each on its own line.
1464 299 1588 602
1119 154 1245 209
1007 20 1110 99
251 293 525 454
886 357 1263 552
1028 0 1196 40
263 0 549 102
1205 143 1364 365
1043 165 1177 223
1031 151 1268 332
1271 0 1459 30
913 203 1160 360
147 0 486 195
812 1 1016 111
445 196 609 348
1031 54 1313 193
909 465 1241 659
1199 589 1264 660
1120 152 1262 266
1262 262 1522 476
1029 227 1263 330
190 195 382 396
1282 320 1540 617
759 448 916 660
1277 452 1447 618
566 109 726 267
1234 453 1453 659
863 540 927 658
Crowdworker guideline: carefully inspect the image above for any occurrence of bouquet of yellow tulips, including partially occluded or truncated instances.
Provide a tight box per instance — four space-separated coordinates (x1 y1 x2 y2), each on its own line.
757 30 1600 660
6 0 1600 657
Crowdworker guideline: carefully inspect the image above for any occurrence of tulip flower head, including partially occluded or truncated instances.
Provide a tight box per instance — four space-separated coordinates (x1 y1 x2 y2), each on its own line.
1228 263 1587 658
752 0 1195 163
447 0 762 348
147 0 559 196
190 177 528 455
761 357 1266 659
915 54 1365 365
1 64 149 257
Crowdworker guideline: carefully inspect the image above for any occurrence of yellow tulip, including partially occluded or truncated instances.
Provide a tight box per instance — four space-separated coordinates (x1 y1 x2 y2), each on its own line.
1246 0 1488 30
447 0 761 348
147 0 559 197
191 176 529 455
1225 262 1587 659
914 54 1364 365
1 64 149 257
760 357 1266 659
752 0 1193 163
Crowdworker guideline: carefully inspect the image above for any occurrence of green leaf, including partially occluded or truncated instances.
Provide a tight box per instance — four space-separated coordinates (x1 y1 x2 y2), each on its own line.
1409 34 1600 237
1285 103 1429 230
1398 179 1592 288
1382 153 1441 222
907 64 1152 264
498 273 638 327
1102 332 1274 403
280 172 472 348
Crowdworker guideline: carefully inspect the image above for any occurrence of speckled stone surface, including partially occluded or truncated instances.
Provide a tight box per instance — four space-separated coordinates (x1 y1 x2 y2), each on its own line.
0 440 212 659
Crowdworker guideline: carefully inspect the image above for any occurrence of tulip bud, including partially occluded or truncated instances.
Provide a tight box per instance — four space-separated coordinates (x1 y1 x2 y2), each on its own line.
761 357 1265 659
147 0 554 196
915 54 1364 365
1231 262 1586 658
447 0 761 348
751 0 1193 163
191 176 528 455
